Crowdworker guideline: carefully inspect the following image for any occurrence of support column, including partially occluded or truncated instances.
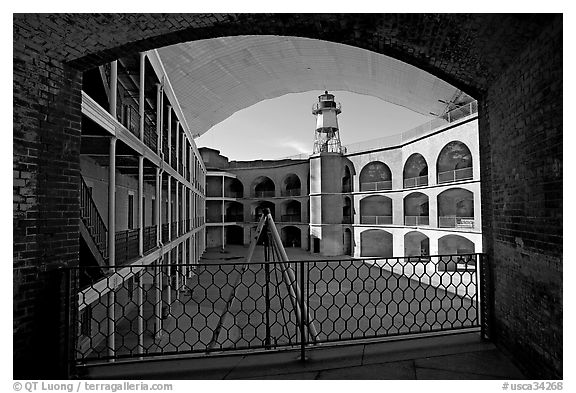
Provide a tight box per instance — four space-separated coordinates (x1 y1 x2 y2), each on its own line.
138 53 145 142
175 177 179 238
168 176 172 240
156 83 162 155
138 156 144 256
109 61 118 119
167 105 172 166
107 137 117 359
175 122 180 174
155 168 161 245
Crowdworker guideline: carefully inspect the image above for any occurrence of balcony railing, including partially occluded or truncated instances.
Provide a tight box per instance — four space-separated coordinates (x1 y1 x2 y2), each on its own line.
206 216 223 223
253 190 275 198
121 104 140 137
114 229 139 266
404 216 430 226
281 189 301 197
280 214 301 223
439 216 475 229
80 177 108 259
360 180 392 192
161 223 169 243
171 222 178 240
360 215 393 225
437 167 474 184
224 214 244 222
72 253 487 363
143 226 157 254
143 116 158 153
403 175 428 189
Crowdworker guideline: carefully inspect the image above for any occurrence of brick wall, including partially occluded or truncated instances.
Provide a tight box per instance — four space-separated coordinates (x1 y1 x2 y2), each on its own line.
479 18 562 378
14 46 83 377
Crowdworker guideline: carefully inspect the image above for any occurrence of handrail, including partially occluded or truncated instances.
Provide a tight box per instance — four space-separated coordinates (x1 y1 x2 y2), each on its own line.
403 175 428 188
360 215 393 225
404 215 430 226
80 176 108 259
437 167 473 183
360 180 392 191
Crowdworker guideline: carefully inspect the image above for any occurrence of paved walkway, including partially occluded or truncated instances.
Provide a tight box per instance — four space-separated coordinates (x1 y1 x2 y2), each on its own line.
80 332 525 380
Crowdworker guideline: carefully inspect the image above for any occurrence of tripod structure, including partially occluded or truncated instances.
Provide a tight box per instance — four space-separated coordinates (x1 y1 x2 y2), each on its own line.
246 209 318 344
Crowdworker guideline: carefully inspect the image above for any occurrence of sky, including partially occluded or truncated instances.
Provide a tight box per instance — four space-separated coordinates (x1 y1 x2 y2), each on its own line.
195 90 430 161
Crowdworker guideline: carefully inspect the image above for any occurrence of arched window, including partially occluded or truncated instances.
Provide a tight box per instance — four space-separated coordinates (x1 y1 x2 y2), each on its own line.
438 235 476 272
281 226 301 247
253 201 275 221
404 192 429 226
360 229 393 258
281 200 301 222
437 188 475 229
359 161 392 191
342 165 352 193
282 174 301 196
360 195 392 224
225 177 244 198
403 153 428 188
437 141 473 183
224 201 244 222
252 176 275 197
404 231 430 261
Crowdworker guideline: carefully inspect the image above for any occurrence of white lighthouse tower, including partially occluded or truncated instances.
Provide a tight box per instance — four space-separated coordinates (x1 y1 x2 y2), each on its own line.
309 91 353 256
312 91 343 154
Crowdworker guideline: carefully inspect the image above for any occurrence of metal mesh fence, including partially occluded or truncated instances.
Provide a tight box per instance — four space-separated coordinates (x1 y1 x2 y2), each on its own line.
73 253 483 364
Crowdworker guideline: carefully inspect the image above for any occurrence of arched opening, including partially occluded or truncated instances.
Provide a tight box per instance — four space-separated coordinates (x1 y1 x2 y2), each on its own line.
344 228 353 256
360 229 393 258
281 226 301 248
404 231 430 261
359 161 392 191
281 200 301 222
438 235 476 271
252 176 275 198
404 192 429 226
342 165 352 193
282 174 301 197
343 196 352 224
437 141 473 183
224 177 244 198
224 201 244 222
403 153 428 188
252 201 275 221
360 195 392 224
225 225 244 245
438 188 475 229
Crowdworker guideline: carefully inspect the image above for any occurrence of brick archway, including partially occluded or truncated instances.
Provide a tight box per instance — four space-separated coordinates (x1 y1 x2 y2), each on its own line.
14 14 562 379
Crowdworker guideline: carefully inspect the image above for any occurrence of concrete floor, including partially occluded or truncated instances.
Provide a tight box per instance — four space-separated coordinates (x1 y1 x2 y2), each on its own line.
79 332 526 380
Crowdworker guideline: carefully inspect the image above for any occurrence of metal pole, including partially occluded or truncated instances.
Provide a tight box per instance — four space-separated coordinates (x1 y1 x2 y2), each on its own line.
137 271 143 357
138 156 144 256
264 229 271 349
107 137 116 360
300 259 306 362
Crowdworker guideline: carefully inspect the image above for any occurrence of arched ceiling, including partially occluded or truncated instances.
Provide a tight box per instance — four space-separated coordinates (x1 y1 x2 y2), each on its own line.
156 35 471 137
